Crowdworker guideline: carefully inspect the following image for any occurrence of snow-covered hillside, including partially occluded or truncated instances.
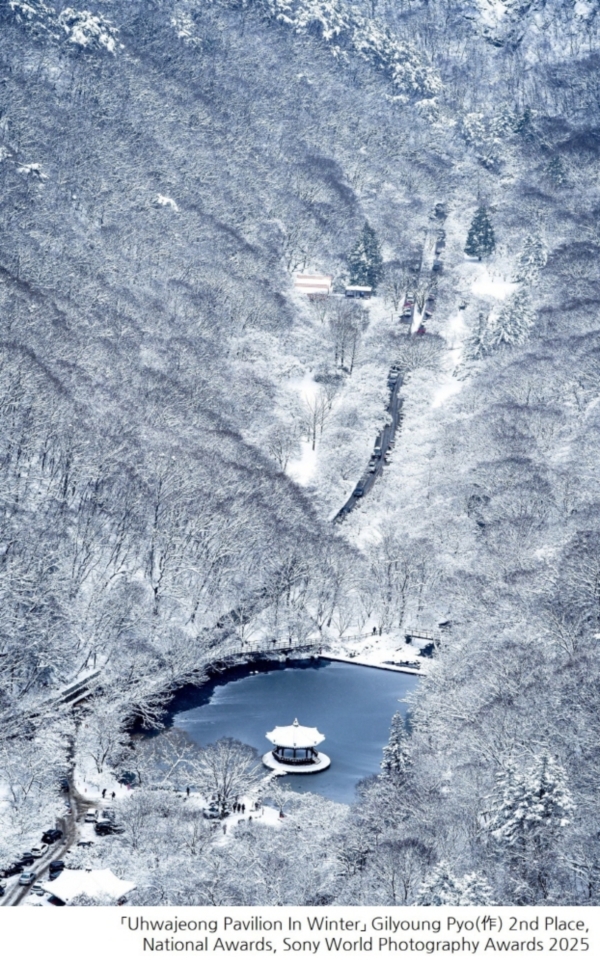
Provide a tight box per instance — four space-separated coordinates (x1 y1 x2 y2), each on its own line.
3 0 600 908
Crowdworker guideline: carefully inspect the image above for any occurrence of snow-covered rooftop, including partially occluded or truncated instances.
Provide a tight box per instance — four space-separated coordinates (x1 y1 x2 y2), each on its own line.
44 869 135 903
266 718 325 748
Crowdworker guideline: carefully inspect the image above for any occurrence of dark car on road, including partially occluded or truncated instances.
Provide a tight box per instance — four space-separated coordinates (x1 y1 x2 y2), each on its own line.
48 860 65 881
1 860 25 878
353 484 365 498
42 829 63 844
95 809 121 835
20 852 36 866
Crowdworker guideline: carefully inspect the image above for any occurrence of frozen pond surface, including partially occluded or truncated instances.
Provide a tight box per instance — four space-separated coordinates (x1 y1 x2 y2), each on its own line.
170 658 420 804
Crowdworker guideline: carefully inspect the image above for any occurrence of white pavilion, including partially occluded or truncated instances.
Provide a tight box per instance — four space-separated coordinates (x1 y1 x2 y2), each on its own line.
263 718 331 773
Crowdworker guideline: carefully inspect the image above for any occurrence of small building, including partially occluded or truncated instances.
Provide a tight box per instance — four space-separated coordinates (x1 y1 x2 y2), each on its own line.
42 869 136 905
345 285 372 299
293 274 333 298
263 718 331 773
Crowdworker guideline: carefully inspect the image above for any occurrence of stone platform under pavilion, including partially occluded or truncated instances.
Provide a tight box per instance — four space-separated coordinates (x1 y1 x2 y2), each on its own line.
263 718 331 774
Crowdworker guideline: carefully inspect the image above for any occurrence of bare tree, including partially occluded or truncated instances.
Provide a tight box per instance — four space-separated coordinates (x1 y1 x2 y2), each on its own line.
415 278 436 313
328 303 368 372
189 738 263 817
382 262 411 311
267 423 300 471
301 389 329 450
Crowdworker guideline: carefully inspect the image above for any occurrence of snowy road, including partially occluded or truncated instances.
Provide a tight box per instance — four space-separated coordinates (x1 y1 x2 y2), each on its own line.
334 367 404 521
333 226 443 522
1 782 93 907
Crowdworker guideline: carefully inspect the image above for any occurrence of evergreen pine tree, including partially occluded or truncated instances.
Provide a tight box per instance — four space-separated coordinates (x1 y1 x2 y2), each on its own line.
348 222 383 289
417 861 493 906
514 234 547 284
485 291 534 351
381 710 411 778
464 206 496 260
465 311 491 361
485 754 574 901
487 754 573 852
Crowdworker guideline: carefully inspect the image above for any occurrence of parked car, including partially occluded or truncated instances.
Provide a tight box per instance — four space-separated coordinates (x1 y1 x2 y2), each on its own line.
59 778 70 793
1 860 25 878
95 822 119 836
432 260 443 272
30 844 48 859
20 853 36 866
41 829 63 844
32 883 47 896
95 810 121 835
353 484 365 498
18 871 36 886
85 808 98 823
48 860 65 881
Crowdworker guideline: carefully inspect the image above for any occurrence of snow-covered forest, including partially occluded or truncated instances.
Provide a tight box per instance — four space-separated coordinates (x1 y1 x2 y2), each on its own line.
2 0 600 905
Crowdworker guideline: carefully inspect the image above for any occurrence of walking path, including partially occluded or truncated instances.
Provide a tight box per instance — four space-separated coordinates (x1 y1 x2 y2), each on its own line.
320 652 425 675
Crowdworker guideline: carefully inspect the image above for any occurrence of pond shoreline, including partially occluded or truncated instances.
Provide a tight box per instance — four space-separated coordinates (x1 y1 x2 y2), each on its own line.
163 657 421 804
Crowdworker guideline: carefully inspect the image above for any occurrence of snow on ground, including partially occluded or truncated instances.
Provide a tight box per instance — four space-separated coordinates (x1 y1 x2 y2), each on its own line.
74 759 134 803
445 309 468 350
222 802 283 836
286 371 320 485
288 439 318 485
322 630 426 675
155 194 179 211
470 266 517 301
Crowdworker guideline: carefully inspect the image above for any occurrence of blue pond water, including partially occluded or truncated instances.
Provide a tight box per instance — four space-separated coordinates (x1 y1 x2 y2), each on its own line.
170 658 420 804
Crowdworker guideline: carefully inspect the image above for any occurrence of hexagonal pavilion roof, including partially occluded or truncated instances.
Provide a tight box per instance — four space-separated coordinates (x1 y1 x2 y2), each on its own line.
266 718 325 749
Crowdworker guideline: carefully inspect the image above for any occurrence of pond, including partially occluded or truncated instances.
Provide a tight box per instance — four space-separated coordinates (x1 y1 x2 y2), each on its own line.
168 658 420 804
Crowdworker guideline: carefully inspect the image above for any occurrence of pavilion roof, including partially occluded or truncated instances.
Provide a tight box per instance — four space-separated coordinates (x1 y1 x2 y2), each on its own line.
266 718 325 748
